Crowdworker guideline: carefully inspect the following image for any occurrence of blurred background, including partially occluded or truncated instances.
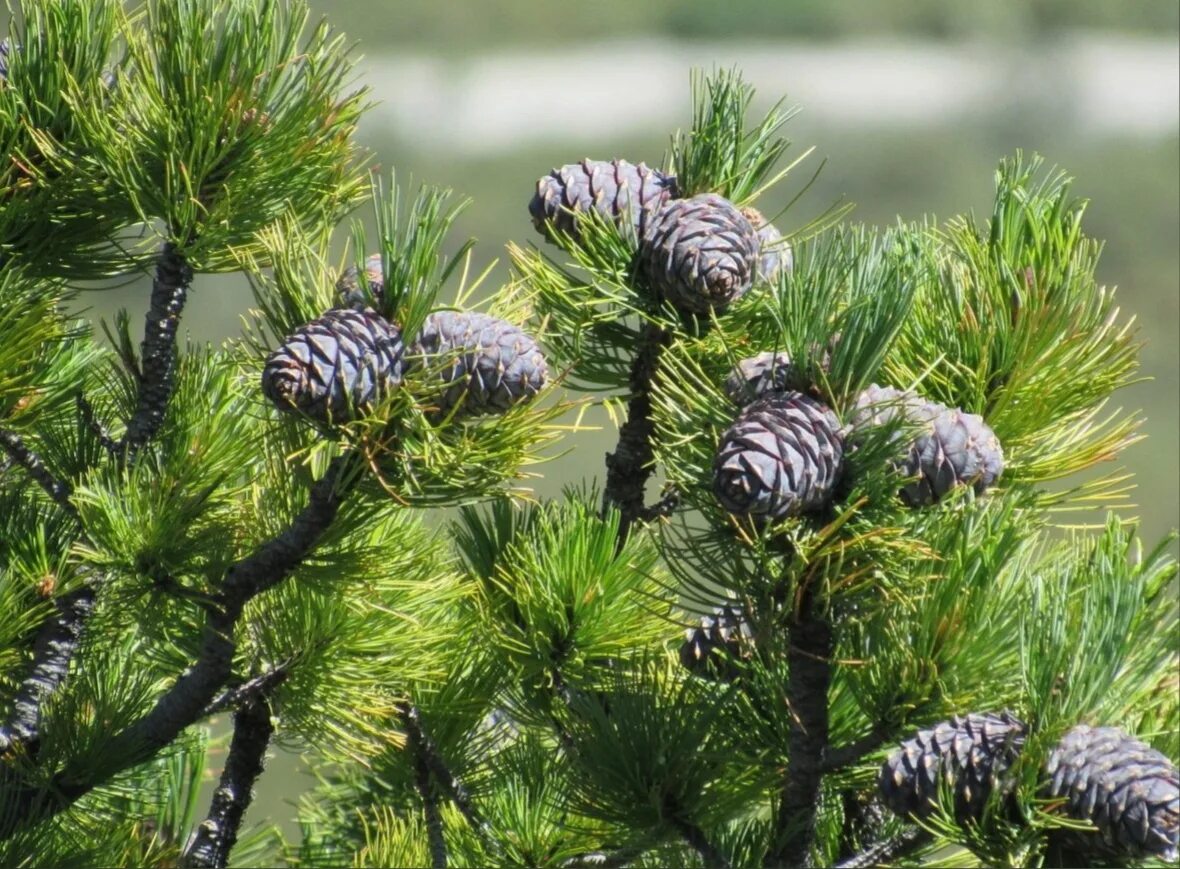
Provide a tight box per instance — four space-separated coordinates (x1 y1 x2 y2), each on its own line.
54 0 1180 844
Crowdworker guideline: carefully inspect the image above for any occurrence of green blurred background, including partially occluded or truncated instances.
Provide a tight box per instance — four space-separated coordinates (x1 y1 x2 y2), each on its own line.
58 0 1180 845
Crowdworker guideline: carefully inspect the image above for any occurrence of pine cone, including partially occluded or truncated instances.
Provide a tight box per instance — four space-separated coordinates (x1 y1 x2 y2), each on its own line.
412 311 548 415
261 308 405 424
713 392 844 520
1044 725 1179 861
641 194 759 315
741 206 793 284
0 39 13 80
529 158 678 244
724 351 794 405
880 711 1027 822
337 253 386 309
679 603 752 681
852 385 1004 506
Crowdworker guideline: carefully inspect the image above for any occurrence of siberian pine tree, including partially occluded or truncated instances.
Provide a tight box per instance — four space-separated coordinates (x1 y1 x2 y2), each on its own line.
0 2 1176 868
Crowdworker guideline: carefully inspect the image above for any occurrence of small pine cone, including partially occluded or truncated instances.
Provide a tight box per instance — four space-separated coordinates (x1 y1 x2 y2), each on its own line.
880 711 1028 822
741 207 793 284
851 385 1004 506
337 253 386 309
641 194 759 315
1044 725 1179 861
679 603 752 681
723 351 794 405
412 311 548 415
261 308 405 424
529 158 678 244
0 39 12 80
713 392 844 520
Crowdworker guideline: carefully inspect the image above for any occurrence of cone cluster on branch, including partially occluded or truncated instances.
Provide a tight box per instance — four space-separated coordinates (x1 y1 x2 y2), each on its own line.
851 384 1004 506
678 603 752 682
528 159 790 315
262 258 547 424
881 714 1179 862
713 391 844 521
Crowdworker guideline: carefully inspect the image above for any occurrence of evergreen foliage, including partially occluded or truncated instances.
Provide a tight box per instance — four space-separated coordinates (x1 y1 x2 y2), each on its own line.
0 3 1174 868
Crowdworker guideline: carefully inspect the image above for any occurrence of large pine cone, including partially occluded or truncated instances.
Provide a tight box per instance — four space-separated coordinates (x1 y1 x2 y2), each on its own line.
723 351 794 405
529 158 678 244
679 603 752 682
852 384 1004 506
641 194 759 315
336 253 387 309
262 308 405 424
880 711 1028 822
741 206 793 284
411 311 548 415
713 392 844 520
1045 725 1179 861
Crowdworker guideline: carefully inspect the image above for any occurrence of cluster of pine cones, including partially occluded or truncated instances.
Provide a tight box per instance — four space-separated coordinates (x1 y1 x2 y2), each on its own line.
528 158 791 315
261 255 547 425
714 351 1005 522
881 712 1179 862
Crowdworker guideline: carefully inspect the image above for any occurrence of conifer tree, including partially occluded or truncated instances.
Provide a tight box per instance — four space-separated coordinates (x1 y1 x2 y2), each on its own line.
0 2 1175 868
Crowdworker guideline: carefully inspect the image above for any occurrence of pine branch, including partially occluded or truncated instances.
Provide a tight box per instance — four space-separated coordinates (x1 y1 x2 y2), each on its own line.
403 705 448 869
822 731 889 773
120 241 192 459
398 704 489 842
76 392 119 456
668 815 730 869
833 828 930 869
201 663 293 720
180 695 274 869
766 601 832 868
0 453 355 838
561 843 650 869
0 428 75 513
602 322 668 543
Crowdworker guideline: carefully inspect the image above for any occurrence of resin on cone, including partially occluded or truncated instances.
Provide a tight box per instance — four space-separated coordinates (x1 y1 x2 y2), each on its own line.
529 158 678 244
412 311 548 416
641 193 759 315
262 308 405 424
713 391 844 520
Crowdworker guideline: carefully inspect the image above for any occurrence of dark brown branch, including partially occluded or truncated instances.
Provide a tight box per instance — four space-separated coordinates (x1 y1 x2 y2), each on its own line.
0 454 354 838
201 663 293 720
833 827 930 869
403 705 448 869
76 393 119 456
602 322 668 544
121 241 192 458
180 695 274 869
668 815 730 869
0 428 74 514
765 603 832 868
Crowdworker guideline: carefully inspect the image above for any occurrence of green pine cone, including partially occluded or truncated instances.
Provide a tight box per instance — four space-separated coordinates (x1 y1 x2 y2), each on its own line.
641 193 759 314
261 308 405 424
678 603 752 682
529 158 678 244
336 253 386 309
880 711 1028 822
411 311 548 416
713 391 844 520
741 206 793 284
1045 725 1179 862
852 384 1004 506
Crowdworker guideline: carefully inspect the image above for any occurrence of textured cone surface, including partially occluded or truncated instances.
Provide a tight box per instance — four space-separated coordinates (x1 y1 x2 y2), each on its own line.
0 39 12 80
741 207 793 284
679 603 752 682
262 308 405 424
412 311 548 415
713 392 844 520
724 351 794 405
1045 725 1179 861
852 384 1004 506
529 158 678 243
642 194 759 314
880 711 1027 822
337 253 386 309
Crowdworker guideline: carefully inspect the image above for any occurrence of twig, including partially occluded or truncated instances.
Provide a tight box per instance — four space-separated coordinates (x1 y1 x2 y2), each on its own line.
668 815 730 869
602 322 668 544
0 453 355 838
403 705 448 869
76 393 120 456
765 600 832 868
0 428 75 514
638 486 681 523
202 663 293 720
822 731 889 773
833 828 930 869
120 241 192 459
180 695 275 869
